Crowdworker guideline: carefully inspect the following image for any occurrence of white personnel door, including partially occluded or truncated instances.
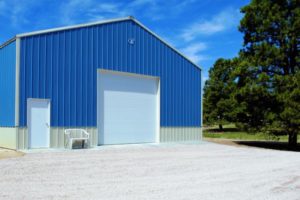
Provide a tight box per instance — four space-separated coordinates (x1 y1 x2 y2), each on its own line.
27 99 50 148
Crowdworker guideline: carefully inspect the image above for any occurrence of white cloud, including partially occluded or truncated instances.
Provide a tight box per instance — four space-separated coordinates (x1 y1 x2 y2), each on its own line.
60 0 95 25
0 0 199 32
180 43 209 63
86 2 128 22
203 76 209 81
159 34 209 64
59 0 195 25
129 0 156 7
10 3 29 26
60 0 133 25
182 43 207 52
0 0 37 28
128 0 164 21
181 8 242 41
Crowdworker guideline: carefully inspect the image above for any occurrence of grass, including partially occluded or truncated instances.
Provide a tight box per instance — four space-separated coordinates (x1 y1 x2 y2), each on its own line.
204 124 300 151
203 131 290 141
203 124 300 142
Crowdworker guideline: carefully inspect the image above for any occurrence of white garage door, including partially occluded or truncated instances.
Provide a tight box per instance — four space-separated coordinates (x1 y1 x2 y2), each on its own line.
97 70 159 145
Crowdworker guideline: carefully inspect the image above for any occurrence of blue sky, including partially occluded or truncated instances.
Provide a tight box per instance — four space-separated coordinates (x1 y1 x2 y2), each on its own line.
0 0 250 80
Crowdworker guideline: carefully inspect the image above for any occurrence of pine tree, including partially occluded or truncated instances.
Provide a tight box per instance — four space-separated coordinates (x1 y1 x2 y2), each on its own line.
203 59 236 130
239 0 300 146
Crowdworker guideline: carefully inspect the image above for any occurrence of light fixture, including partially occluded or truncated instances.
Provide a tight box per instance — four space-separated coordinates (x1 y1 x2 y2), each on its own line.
128 38 135 45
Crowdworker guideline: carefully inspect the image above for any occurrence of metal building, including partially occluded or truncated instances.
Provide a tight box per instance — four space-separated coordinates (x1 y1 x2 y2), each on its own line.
0 17 202 149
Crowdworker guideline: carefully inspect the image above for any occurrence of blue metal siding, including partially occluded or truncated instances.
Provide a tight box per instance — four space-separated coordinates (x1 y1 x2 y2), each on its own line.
0 41 16 126
19 20 201 127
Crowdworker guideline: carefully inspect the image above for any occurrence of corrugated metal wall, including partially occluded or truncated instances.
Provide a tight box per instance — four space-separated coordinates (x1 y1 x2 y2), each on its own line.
0 41 16 126
19 19 201 127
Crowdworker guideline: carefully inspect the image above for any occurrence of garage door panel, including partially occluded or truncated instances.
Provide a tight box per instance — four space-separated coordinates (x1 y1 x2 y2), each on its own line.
102 74 158 94
98 71 159 145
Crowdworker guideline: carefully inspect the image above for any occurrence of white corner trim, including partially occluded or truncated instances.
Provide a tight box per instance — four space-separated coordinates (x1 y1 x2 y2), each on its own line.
156 78 161 143
15 37 20 126
200 70 203 127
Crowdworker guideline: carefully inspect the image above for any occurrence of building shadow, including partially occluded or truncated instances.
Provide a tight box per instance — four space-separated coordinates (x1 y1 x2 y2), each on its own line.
206 128 240 133
234 141 300 152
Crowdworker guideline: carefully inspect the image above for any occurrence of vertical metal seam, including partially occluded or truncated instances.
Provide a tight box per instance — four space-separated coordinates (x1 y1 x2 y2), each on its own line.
63 31 66 125
90 27 93 126
44 36 47 98
80 29 83 125
86 28 89 125
68 32 71 125
37 36 40 96
74 31 77 125
50 35 53 125
56 33 59 126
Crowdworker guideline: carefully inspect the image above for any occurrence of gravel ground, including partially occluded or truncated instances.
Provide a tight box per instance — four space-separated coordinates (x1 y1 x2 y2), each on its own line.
0 142 299 200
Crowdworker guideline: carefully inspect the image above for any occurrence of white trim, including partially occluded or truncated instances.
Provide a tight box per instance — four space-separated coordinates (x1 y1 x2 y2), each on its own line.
15 38 20 127
27 98 51 149
98 69 159 80
156 78 161 143
96 72 102 145
17 17 131 38
0 37 16 49
15 16 201 70
200 70 203 127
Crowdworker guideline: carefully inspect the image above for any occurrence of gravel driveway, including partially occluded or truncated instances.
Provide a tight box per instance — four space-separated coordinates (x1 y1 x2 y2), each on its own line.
0 142 299 200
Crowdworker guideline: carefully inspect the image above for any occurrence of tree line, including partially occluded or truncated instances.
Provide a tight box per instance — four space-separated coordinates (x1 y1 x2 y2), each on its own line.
203 0 300 147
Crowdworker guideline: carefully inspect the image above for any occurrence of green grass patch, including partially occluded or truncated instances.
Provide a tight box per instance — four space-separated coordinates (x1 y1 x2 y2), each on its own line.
203 131 290 141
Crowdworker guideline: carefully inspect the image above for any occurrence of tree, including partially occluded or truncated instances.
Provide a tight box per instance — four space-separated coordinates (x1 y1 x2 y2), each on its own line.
203 58 236 130
239 0 300 146
275 71 300 146
231 58 278 131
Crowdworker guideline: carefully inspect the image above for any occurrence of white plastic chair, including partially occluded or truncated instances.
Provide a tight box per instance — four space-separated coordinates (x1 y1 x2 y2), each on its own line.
64 129 90 149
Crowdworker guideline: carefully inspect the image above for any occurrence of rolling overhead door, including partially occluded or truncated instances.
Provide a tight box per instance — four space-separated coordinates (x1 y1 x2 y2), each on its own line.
98 70 159 145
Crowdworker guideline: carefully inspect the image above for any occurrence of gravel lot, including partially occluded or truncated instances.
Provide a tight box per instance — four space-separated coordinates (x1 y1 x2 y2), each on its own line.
0 142 299 200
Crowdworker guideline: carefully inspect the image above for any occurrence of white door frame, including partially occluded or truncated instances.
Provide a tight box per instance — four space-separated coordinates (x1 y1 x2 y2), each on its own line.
27 98 51 148
97 69 160 144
